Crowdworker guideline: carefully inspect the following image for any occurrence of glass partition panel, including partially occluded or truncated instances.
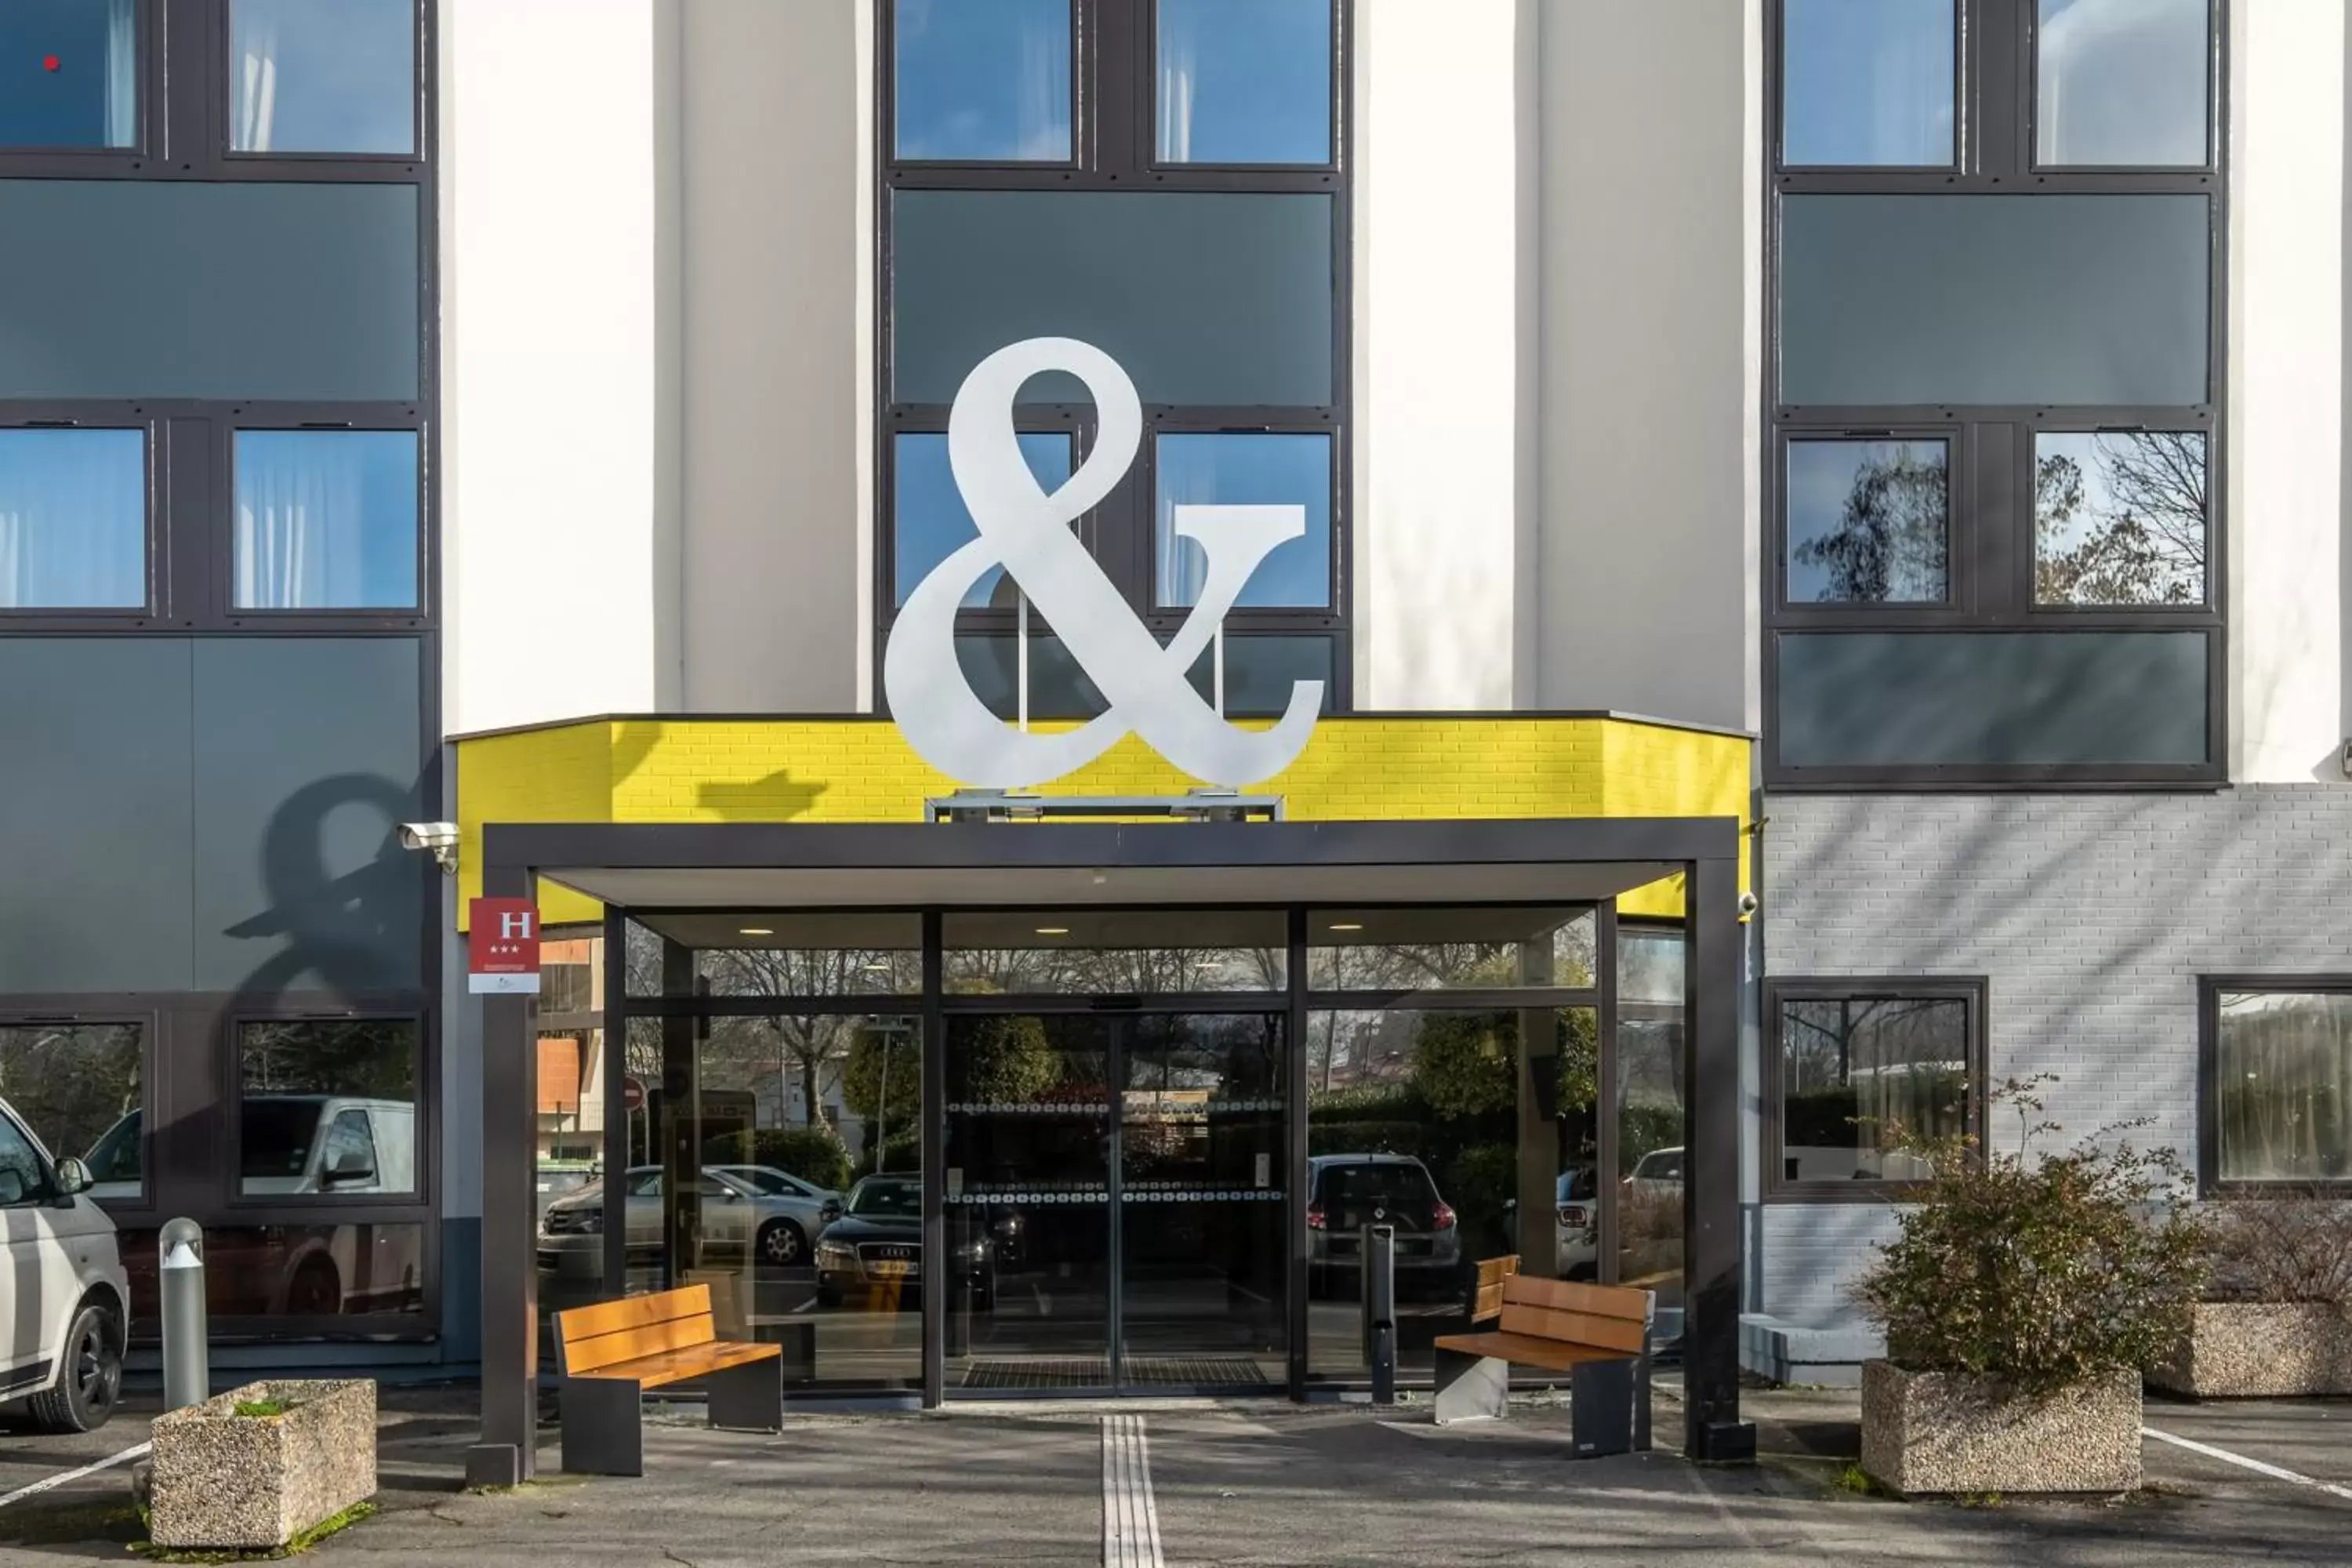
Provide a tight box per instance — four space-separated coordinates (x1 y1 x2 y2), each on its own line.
230 0 417 155
1308 908 1597 995
944 910 1287 994
1617 927 1684 1319
944 1014 1112 1387
626 913 924 999
1305 1007 1587 1381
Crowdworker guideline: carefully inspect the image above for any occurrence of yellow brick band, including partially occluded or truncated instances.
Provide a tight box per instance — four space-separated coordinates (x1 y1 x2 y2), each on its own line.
455 715 1750 930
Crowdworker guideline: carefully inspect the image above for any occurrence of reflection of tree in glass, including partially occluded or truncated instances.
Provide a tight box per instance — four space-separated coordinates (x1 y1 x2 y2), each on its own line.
0 1025 140 1163
2217 995 2352 1181
1791 445 1947 601
241 1020 414 1099
702 948 887 1145
2034 432 2206 605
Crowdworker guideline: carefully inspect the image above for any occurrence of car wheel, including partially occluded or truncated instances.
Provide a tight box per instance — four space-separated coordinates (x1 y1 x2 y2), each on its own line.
27 1298 123 1435
757 1219 808 1270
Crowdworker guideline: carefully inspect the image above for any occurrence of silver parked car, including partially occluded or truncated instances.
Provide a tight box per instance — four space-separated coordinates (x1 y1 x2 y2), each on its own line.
537 1163 840 1281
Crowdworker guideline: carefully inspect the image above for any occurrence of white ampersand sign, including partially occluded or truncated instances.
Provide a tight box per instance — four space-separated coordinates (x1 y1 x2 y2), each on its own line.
884 337 1324 789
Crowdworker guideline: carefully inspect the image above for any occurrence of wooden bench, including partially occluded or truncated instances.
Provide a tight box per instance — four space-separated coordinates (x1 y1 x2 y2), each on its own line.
1432 1276 1653 1457
555 1284 782 1475
1468 1254 1521 1324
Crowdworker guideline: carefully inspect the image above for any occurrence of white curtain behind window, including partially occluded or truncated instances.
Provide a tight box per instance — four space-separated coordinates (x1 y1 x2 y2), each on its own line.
235 12 281 153
235 437 372 608
0 433 143 608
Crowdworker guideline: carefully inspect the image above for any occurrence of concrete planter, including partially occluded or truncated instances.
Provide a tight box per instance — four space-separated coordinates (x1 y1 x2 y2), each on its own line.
149 1379 376 1550
2151 1301 2352 1398
1860 1360 2140 1497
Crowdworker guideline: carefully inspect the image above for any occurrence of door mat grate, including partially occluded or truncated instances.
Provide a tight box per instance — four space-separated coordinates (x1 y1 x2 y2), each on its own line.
960 1356 1272 1389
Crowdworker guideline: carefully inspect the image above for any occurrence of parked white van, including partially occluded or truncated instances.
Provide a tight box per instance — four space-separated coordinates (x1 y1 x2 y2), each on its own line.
0 1095 129 1432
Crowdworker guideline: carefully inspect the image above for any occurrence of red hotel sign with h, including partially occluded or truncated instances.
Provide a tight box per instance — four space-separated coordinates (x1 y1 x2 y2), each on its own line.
468 898 543 995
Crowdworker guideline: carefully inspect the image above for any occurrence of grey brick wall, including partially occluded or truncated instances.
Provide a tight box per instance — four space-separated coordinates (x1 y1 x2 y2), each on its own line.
1753 784 2352 1323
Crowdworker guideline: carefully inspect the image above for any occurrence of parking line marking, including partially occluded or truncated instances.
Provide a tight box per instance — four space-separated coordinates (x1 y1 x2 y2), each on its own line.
1102 1413 1164 1568
2143 1426 2352 1501
0 1439 153 1510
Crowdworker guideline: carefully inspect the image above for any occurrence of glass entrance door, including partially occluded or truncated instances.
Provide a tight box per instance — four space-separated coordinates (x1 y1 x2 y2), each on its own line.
943 1011 1287 1392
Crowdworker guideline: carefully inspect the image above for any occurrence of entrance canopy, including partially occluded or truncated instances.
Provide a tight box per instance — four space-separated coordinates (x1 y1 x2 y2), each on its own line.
466 815 1755 1483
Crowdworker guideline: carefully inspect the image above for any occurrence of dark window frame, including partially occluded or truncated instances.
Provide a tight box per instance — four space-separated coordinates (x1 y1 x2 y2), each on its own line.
1763 0 2228 789
2198 975 2352 1196
220 416 430 620
1762 975 1987 1203
0 412 161 621
874 0 1354 716
0 0 429 183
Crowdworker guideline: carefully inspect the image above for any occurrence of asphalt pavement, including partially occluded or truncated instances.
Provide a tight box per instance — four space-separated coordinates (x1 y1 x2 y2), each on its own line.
2 1380 2350 1564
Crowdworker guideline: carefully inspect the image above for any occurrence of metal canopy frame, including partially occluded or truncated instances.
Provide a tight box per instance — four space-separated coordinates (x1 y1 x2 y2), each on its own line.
465 817 1752 1483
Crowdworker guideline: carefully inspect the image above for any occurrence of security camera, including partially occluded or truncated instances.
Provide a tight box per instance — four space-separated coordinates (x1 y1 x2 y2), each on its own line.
397 822 461 873
1737 891 1760 917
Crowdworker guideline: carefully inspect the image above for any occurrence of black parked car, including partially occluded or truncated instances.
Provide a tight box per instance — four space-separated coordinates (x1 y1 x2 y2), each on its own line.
813 1174 995 1308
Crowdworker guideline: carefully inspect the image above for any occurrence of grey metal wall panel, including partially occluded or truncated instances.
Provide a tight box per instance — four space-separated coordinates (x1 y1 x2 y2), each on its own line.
1777 630 2209 768
191 637 425 993
0 640 196 992
0 181 420 401
1779 194 2210 407
892 190 1334 406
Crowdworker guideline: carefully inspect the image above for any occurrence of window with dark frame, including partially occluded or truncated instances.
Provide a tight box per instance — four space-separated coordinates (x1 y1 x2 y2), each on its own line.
0 1021 143 1192
2202 980 2352 1190
235 1016 419 1198
1764 978 1985 1200
878 0 1351 719
1766 0 2224 787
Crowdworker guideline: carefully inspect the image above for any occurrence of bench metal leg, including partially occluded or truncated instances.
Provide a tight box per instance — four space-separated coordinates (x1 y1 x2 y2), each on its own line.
1568 1359 1637 1459
707 1358 783 1433
561 1377 644 1477
1632 1355 1653 1452
1432 1348 1508 1425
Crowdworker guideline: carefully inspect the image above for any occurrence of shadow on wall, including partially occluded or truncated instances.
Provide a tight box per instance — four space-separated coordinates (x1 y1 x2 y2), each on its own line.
222 770 424 1000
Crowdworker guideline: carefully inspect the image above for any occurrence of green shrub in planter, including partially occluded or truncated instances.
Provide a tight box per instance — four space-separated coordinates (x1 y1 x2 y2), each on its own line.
1857 1076 2211 1401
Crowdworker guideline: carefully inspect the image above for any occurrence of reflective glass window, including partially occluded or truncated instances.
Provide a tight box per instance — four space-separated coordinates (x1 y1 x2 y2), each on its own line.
2036 0 2209 168
1308 909 1598 994
0 428 145 608
230 0 416 155
1156 0 1331 165
0 1023 142 1198
2214 992 2352 1184
954 627 1109 723
0 0 136 150
1181 633 1334 720
237 1019 419 1196
894 0 1073 162
1156 433 1332 609
945 910 1287 995
1785 439 1947 604
895 431 1074 608
120 1223 426 1320
2034 430 2207 606
1777 994 1970 1185
233 430 419 610
1780 0 1953 167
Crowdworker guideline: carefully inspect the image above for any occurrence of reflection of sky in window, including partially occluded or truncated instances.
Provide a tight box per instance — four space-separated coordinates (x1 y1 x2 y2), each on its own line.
0 429 145 607
2037 0 2209 167
234 430 420 609
1156 434 1331 609
0 0 136 148
231 0 415 154
1156 0 1331 165
1782 0 1953 166
1784 439 1947 603
895 433 1073 608
895 0 1073 162
2033 430 2206 605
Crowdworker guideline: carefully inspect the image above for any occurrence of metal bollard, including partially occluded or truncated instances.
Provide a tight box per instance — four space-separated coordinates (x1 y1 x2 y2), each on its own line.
159 1218 209 1410
1360 1223 1396 1404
